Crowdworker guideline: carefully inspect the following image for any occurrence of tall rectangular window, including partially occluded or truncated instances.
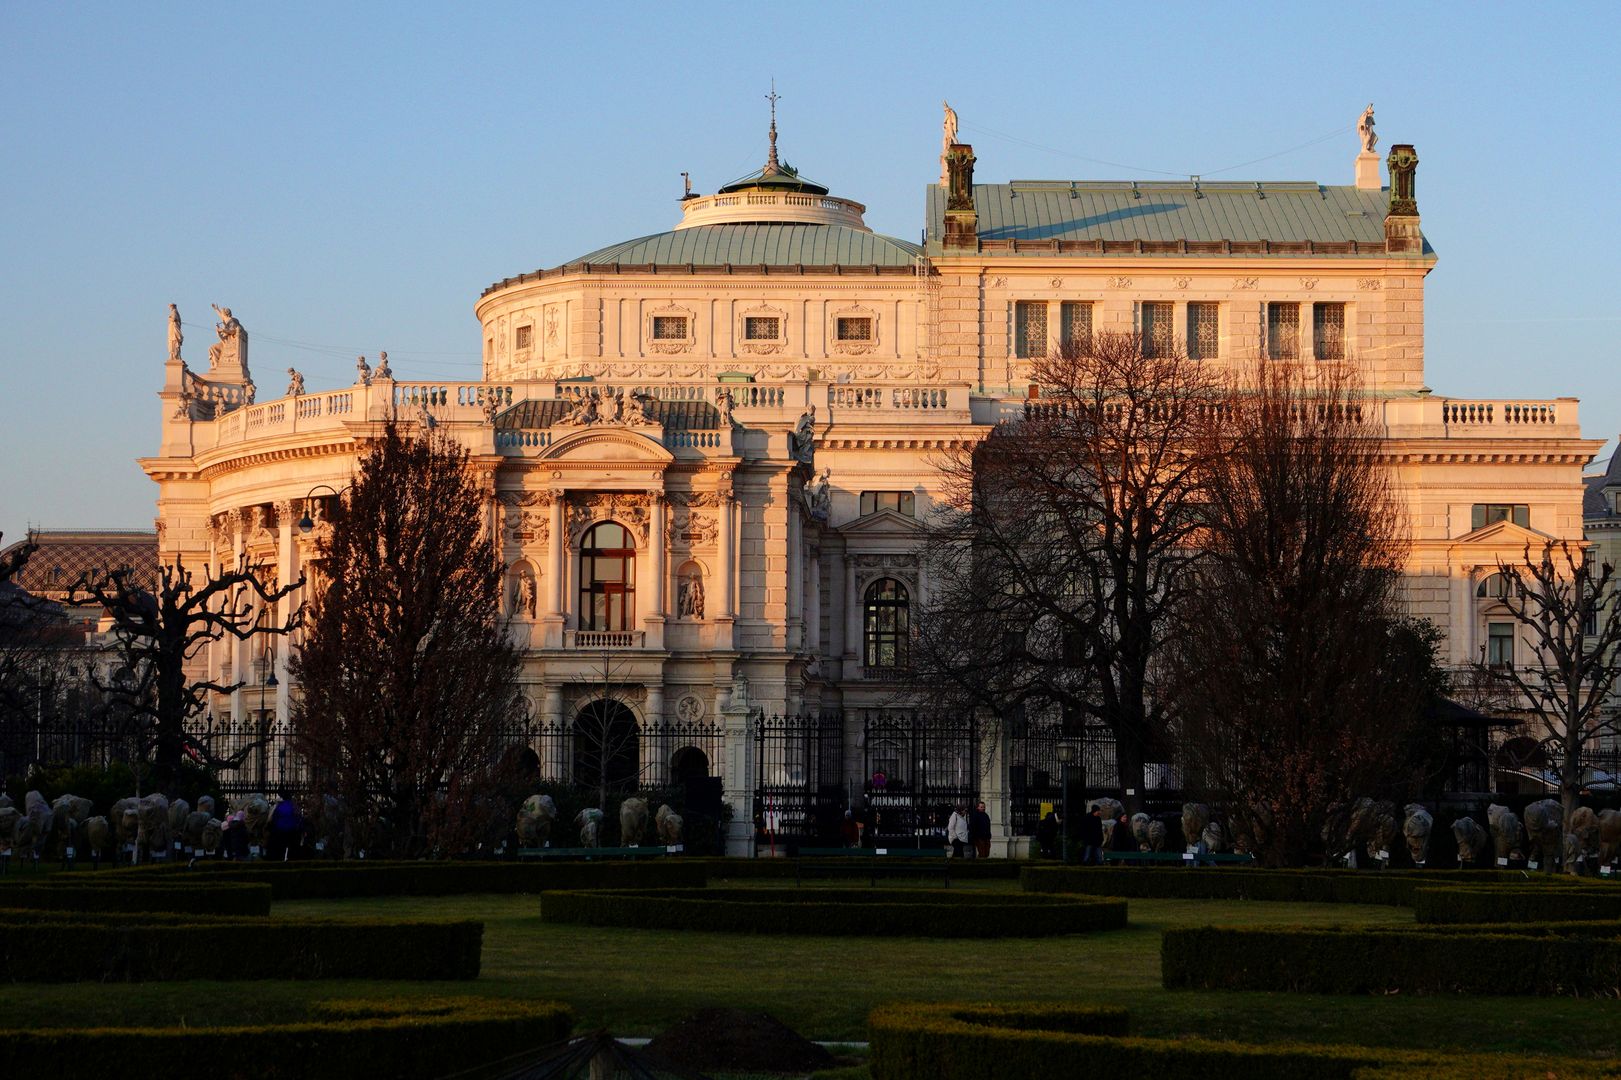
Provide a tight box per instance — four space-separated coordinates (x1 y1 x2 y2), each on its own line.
1472 504 1530 530
1187 302 1219 360
515 325 533 350
1487 622 1515 668
1141 302 1173 357
1014 301 1048 359
1059 301 1092 351
1313 302 1346 360
1267 302 1300 360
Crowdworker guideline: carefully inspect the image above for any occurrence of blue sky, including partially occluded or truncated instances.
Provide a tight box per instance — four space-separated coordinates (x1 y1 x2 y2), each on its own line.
2 2 1617 544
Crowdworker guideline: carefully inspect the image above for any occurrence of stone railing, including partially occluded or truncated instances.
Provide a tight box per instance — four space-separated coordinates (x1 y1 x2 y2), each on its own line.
1384 396 1581 440
566 630 644 650
675 190 868 231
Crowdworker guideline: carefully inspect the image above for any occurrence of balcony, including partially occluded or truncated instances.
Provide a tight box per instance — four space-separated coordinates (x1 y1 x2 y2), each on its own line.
566 630 645 650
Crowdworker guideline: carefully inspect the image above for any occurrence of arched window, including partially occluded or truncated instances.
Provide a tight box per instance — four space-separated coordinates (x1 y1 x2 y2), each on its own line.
864 577 910 670
580 522 635 631
1476 572 1512 600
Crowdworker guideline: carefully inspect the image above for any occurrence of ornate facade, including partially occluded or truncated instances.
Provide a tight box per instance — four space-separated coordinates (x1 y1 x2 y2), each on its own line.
141 109 1603 852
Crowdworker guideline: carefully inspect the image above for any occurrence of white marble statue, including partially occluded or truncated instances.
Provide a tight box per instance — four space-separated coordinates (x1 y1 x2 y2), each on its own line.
517 572 537 618
286 368 305 397
622 390 652 425
374 351 392 381
208 304 243 370
678 571 705 619
716 388 736 428
793 405 817 461
1358 103 1377 153
560 391 599 426
167 304 183 361
355 355 372 386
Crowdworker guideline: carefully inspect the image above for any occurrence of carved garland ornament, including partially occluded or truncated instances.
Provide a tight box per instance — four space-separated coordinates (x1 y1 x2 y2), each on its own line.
645 301 696 355
830 303 880 357
498 491 552 543
1357 278 1383 291
1234 277 1259 290
1107 276 1132 289
567 492 652 545
664 491 721 548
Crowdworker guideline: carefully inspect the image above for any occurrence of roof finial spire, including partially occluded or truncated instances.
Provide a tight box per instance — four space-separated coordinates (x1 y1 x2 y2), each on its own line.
764 79 782 174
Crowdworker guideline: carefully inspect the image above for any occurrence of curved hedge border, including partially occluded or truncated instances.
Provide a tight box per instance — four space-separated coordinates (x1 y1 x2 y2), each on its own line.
697 857 1023 881
1412 887 1621 924
0 913 483 982
0 880 271 916
542 887 1127 937
2 996 574 1080
109 859 706 900
1020 867 1595 907
868 1002 1616 1080
1162 925 1621 996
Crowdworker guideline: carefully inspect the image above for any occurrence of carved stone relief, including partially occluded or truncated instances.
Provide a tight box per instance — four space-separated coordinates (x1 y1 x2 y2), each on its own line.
1234 277 1259 290
665 492 719 548
567 492 652 544
499 491 552 543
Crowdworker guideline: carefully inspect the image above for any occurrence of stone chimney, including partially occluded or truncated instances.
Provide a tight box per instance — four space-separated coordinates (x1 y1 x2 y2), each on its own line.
1383 144 1422 255
943 143 977 252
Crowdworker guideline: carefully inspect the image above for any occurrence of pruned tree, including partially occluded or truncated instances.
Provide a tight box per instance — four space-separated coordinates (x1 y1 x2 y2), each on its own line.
291 420 524 858
67 555 301 791
1171 363 1446 866
570 651 646 812
0 532 71 759
1476 542 1621 828
913 331 1220 809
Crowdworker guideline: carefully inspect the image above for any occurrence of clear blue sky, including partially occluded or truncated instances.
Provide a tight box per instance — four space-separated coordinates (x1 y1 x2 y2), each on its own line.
2 2 1617 544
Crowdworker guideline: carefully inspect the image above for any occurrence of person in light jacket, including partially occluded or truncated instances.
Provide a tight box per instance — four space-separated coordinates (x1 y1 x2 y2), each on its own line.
946 804 970 858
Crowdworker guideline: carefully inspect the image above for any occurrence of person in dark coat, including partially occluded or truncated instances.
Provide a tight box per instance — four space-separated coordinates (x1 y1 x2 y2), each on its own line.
1036 809 1062 858
968 800 992 859
1110 812 1136 856
267 793 304 861
1078 804 1105 865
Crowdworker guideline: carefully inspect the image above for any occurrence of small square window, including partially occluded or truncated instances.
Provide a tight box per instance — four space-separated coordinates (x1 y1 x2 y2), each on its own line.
860 491 916 517
836 317 873 341
515 325 533 350
1472 504 1530 530
652 316 688 341
744 316 781 341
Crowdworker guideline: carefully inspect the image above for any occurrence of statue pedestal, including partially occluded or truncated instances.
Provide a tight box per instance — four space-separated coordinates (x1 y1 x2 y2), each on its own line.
1355 151 1381 190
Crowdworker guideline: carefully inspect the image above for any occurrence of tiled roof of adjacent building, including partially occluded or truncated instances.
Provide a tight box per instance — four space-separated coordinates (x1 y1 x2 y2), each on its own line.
567 224 922 269
1586 453 1620 521
497 397 722 430
1 530 158 599
926 181 1424 254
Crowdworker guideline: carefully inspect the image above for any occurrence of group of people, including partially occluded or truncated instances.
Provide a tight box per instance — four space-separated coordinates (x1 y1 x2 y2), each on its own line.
946 801 993 858
1037 803 1137 863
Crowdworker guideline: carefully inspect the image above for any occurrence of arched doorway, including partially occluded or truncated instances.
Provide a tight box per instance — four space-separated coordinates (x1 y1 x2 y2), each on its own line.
573 699 640 792
671 745 710 784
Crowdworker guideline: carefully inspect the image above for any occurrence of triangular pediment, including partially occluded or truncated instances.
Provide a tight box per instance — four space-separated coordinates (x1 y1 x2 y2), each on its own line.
539 427 674 464
839 509 923 537
1450 518 1554 548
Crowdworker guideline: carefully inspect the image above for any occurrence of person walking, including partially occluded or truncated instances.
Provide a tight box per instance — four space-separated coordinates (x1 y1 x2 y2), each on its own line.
1079 803 1105 865
1036 808 1061 859
1110 811 1136 859
969 800 992 860
946 803 969 859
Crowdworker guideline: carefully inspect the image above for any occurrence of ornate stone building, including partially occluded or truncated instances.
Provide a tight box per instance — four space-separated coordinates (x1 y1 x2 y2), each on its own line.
141 108 1603 852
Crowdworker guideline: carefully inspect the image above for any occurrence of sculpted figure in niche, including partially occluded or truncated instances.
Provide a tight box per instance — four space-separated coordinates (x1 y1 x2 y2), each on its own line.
803 469 831 520
677 569 705 620
1358 103 1377 153
167 304 183 361
514 571 538 619
286 368 305 397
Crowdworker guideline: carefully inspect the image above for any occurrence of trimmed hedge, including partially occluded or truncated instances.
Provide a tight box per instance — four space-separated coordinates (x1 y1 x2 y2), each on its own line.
2 996 575 1080
0 914 483 982
868 1002 1620 1080
0 880 271 916
1413 886 1621 924
542 887 1126 937
1020 866 1594 907
108 858 706 899
698 857 1023 881
1162 925 1621 995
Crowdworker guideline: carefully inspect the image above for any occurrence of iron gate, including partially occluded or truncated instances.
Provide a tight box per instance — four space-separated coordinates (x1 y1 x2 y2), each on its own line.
860 711 980 844
752 712 844 846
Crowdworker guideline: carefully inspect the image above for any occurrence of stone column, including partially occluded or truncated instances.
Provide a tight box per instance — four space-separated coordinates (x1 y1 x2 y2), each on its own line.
787 503 802 651
229 510 246 726
273 500 298 729
645 494 666 650
720 675 754 856
806 547 822 657
715 475 735 622
544 685 565 780
544 493 565 648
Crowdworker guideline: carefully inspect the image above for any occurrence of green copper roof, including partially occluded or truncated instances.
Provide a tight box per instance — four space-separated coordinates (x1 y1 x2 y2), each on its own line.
568 224 921 268
717 162 830 195
926 181 1426 252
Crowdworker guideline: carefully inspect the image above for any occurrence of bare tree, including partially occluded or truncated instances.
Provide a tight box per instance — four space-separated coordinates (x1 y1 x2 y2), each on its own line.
291 420 523 857
1476 542 1621 827
1172 363 1445 866
569 651 646 811
913 332 1219 809
67 555 301 791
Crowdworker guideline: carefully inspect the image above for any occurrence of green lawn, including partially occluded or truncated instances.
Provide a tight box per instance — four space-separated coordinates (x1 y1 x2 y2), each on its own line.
1 877 1617 1061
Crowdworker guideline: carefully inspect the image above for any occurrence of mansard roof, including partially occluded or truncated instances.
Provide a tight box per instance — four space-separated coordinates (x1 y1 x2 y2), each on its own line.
1 530 158 598
926 180 1425 254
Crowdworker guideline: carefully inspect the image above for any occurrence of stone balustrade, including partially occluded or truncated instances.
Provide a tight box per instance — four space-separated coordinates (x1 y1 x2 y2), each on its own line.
567 630 644 650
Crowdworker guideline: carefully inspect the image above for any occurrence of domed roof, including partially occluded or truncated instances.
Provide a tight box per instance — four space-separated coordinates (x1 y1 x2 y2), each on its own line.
717 160 829 196
568 223 921 268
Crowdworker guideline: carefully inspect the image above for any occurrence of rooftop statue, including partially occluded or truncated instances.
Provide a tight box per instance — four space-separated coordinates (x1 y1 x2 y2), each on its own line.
286 368 304 397
374 351 393 381
941 101 959 186
208 303 246 375
1358 103 1377 153
167 304 183 361
355 355 372 386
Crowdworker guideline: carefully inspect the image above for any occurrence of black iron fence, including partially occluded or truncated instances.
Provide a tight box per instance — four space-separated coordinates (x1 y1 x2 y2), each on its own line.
753 712 844 846
859 711 980 845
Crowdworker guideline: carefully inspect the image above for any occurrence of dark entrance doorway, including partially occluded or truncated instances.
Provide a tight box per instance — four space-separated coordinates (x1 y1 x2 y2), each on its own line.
670 745 710 783
573 700 640 791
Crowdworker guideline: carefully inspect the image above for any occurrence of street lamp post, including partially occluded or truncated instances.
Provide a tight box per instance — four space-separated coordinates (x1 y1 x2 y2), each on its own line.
297 483 351 534
1057 743 1077 863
